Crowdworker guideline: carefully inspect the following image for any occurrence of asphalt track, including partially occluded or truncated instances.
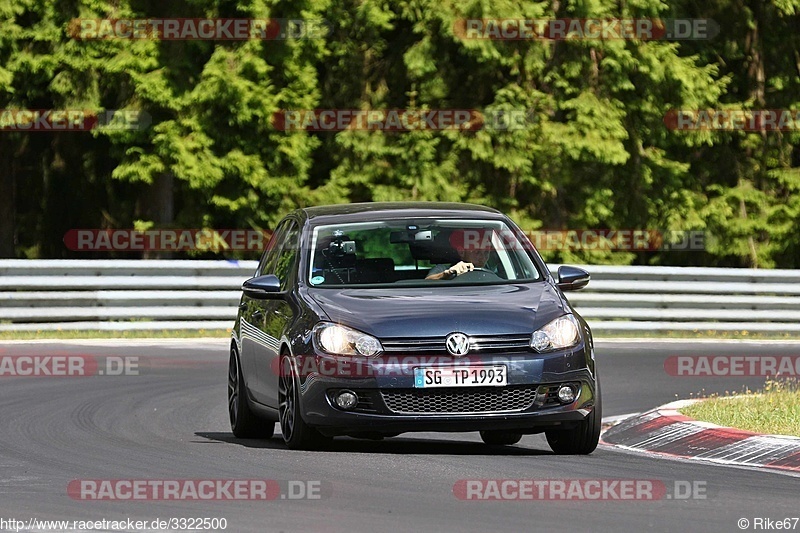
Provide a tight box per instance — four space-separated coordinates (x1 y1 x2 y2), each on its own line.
0 339 798 533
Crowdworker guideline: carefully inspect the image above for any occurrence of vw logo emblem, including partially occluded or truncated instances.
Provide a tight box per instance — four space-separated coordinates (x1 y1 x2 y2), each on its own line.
446 333 470 356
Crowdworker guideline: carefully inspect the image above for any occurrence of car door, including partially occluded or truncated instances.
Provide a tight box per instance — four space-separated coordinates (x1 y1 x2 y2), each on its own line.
253 220 300 407
240 221 288 401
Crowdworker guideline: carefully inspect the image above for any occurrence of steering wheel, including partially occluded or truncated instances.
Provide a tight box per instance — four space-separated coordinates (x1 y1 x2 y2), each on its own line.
455 268 501 280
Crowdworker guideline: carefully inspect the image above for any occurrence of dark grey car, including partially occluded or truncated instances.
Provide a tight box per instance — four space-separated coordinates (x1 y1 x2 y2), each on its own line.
228 202 600 452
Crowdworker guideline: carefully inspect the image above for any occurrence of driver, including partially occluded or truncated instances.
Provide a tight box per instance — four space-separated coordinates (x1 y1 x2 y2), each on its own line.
425 229 492 280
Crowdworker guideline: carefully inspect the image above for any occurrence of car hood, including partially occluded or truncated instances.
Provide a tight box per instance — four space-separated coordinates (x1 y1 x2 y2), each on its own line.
308 282 567 338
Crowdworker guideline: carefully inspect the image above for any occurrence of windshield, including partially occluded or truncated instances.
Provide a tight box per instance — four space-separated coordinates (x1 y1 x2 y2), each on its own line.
307 218 542 287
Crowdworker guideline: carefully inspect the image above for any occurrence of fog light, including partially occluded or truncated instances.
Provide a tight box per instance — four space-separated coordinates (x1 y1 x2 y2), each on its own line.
335 390 358 410
557 384 577 404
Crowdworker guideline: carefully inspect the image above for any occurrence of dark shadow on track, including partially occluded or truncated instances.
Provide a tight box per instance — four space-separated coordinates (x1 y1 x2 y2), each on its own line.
193 431 553 455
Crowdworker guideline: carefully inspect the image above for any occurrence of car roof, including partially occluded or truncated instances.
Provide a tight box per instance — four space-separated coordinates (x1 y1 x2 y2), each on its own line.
297 202 503 224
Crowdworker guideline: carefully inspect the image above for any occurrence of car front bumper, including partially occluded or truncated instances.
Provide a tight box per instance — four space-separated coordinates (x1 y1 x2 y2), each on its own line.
292 348 598 436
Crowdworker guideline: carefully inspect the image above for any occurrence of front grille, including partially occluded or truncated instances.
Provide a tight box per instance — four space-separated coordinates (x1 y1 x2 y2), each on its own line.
380 386 538 414
381 334 531 354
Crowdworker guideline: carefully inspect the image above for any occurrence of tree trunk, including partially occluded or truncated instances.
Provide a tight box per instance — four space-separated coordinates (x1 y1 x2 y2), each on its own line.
740 0 765 268
0 138 16 257
139 172 175 259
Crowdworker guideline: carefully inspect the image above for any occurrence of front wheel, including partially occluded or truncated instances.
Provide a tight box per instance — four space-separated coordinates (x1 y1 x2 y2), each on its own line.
278 354 331 450
545 382 601 455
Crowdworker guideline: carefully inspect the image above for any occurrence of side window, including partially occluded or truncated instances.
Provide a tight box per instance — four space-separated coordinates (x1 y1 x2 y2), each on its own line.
273 223 299 291
256 222 288 277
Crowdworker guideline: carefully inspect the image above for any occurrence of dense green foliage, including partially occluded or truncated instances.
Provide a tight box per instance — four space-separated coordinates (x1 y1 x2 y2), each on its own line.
1 0 798 267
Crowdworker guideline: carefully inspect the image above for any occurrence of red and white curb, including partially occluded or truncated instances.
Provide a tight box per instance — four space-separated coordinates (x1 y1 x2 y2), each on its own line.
601 400 800 474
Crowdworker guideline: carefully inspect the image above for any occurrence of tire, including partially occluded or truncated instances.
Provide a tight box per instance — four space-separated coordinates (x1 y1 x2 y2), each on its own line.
228 347 275 439
545 381 601 455
278 354 331 450
479 430 523 446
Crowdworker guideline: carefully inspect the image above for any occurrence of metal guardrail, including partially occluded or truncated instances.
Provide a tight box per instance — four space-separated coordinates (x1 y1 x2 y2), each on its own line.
0 260 249 331
1 260 799 333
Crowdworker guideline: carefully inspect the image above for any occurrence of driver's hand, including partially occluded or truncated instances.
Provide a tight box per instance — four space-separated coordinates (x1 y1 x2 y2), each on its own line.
447 261 474 277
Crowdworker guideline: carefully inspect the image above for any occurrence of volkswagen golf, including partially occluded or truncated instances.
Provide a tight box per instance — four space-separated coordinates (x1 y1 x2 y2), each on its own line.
228 202 600 452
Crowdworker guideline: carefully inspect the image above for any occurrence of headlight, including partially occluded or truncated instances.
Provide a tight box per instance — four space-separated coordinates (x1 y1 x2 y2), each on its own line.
531 314 580 352
313 323 383 357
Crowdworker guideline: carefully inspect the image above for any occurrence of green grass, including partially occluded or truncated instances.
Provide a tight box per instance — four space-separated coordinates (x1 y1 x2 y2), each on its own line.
0 329 231 340
680 379 800 437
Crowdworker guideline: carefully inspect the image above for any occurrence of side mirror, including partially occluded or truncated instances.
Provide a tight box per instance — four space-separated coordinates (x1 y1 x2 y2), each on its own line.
557 266 590 291
242 275 282 299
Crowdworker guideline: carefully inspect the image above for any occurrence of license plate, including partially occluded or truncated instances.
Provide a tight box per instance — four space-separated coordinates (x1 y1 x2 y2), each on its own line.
413 365 507 388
